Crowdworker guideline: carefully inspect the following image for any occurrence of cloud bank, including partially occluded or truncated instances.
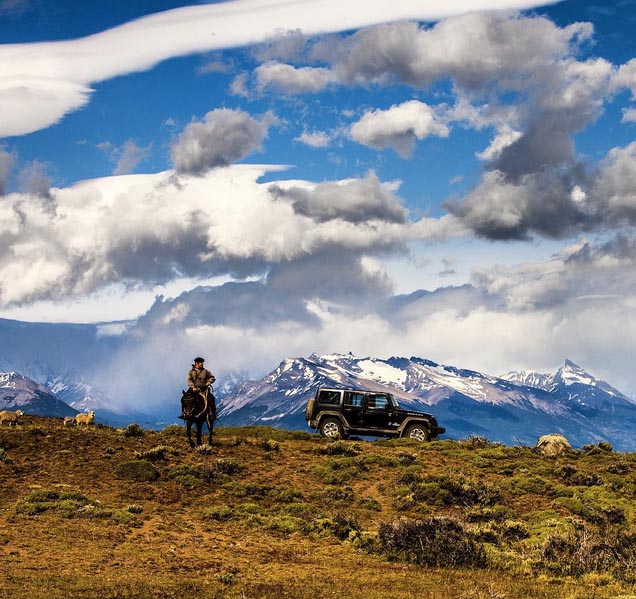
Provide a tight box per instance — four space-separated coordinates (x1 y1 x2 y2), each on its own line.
0 165 462 307
0 0 557 138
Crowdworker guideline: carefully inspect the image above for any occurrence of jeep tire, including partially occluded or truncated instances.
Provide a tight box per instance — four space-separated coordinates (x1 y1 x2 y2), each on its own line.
319 418 345 439
404 423 431 442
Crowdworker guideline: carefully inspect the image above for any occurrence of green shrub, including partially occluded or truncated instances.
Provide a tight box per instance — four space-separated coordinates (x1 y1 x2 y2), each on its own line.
508 475 555 497
396 470 422 486
161 424 183 436
376 517 487 568
283 503 319 518
226 482 270 498
24 490 60 503
213 458 244 475
123 423 145 438
260 439 280 452
322 485 354 501
499 520 530 541
412 476 500 507
557 465 603 487
540 528 636 579
134 445 176 461
312 513 361 540
316 441 361 456
203 504 233 521
165 464 201 488
396 451 417 465
582 441 613 454
114 460 159 482
271 486 302 503
466 505 517 523
358 498 382 511
312 457 366 484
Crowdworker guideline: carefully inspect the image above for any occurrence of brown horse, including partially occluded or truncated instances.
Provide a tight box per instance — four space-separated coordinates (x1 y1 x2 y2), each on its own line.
180 388 216 447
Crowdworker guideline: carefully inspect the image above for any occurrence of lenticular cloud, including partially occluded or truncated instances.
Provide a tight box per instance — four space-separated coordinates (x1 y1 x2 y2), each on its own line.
0 0 558 137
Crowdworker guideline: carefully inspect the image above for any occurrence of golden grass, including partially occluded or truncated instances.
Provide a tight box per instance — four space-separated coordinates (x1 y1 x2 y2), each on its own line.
1 418 636 599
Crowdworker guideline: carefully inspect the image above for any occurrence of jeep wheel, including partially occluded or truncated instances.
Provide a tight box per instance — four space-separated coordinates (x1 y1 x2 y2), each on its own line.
405 423 431 442
319 418 344 439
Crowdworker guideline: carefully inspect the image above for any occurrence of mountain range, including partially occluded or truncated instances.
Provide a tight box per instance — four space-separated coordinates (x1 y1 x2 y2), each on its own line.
217 353 636 450
4 346 636 451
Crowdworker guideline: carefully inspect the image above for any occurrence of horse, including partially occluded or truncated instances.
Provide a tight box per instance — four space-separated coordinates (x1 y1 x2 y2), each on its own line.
180 387 216 448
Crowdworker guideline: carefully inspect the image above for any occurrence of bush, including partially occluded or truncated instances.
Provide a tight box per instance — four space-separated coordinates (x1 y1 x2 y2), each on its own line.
213 458 244 475
376 517 487 568
557 465 603 487
203 504 233 521
114 460 159 482
134 445 176 461
396 451 417 465
123 423 145 438
161 424 183 436
166 464 201 488
316 441 361 456
260 439 280 452
412 476 500 507
540 528 636 579
312 513 361 540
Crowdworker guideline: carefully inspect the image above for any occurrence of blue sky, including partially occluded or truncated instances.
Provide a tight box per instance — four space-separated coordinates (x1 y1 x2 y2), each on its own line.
1 0 636 397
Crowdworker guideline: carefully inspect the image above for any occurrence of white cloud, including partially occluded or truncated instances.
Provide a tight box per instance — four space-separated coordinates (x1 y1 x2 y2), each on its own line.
99 139 152 176
171 108 271 175
0 0 557 138
255 62 333 94
0 146 15 195
350 100 449 157
295 130 331 148
622 107 636 124
0 165 462 307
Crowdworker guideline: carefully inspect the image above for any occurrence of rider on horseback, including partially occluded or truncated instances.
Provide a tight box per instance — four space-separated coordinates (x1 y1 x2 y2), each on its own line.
181 357 216 419
187 357 216 394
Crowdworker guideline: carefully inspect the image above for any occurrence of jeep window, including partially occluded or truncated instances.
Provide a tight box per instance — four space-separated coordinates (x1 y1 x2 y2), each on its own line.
318 390 341 405
344 392 364 407
368 394 390 410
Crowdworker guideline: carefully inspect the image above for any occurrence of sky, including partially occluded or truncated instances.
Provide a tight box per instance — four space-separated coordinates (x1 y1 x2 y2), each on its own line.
1 0 636 399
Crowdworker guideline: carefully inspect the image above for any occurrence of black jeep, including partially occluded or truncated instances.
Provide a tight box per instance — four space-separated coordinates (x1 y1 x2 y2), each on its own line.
305 387 444 441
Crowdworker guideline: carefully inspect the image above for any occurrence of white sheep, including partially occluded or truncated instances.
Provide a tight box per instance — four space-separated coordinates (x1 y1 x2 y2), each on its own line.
74 411 95 426
0 410 24 425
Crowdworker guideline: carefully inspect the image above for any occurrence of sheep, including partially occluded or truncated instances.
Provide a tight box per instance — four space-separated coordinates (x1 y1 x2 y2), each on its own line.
0 410 24 425
63 416 75 427
74 411 95 426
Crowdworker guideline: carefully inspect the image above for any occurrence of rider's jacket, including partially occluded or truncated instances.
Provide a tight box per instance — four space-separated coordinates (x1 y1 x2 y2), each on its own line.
187 366 215 391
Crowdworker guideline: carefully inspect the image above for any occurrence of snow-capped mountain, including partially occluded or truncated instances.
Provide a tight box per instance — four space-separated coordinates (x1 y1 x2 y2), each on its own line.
218 353 636 450
45 372 160 427
502 359 634 409
0 371 77 417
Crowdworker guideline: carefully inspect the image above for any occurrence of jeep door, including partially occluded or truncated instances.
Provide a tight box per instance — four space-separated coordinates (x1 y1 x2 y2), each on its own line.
363 393 398 431
343 391 365 429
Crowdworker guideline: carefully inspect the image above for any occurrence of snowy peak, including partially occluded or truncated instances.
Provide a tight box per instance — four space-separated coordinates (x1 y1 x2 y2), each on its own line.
500 369 552 391
0 371 76 417
503 360 632 408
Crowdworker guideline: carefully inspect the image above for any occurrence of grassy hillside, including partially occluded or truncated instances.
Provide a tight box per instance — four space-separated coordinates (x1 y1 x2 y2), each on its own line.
2 417 636 599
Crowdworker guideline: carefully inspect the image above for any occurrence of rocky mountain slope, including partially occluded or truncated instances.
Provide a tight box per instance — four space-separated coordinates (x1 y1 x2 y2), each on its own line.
218 353 636 450
0 371 77 417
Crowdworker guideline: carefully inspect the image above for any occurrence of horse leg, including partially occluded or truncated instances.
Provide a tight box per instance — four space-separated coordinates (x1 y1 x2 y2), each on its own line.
206 414 214 445
186 420 195 448
196 420 203 447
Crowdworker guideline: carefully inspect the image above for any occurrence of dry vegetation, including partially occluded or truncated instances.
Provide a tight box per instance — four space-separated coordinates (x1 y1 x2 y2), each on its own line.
2 416 636 599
